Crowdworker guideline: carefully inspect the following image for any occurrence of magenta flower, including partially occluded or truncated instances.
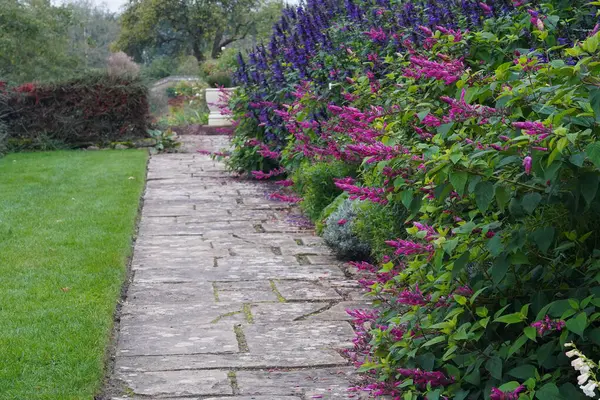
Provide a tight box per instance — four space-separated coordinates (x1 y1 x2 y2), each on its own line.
364 27 387 42
479 2 493 15
440 89 500 122
454 285 474 297
337 219 348 225
404 55 464 85
490 385 525 400
422 114 442 127
523 156 532 175
275 179 294 187
512 121 552 138
397 368 455 388
252 167 286 180
385 239 433 256
397 285 430 306
268 192 302 203
531 315 566 335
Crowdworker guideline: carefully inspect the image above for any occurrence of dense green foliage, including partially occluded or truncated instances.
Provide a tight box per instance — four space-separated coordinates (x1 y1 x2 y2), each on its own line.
0 150 147 399
293 161 358 221
228 0 600 397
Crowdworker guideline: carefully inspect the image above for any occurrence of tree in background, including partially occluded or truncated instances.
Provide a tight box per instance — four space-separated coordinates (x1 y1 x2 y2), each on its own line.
66 0 120 70
0 0 78 83
115 0 283 63
0 0 120 83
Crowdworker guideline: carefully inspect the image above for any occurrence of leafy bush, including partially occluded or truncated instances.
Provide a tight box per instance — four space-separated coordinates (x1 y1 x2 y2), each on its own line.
206 72 233 88
3 73 149 149
141 56 174 81
107 51 140 78
322 198 370 261
228 0 600 398
352 201 408 262
293 160 357 221
147 128 180 152
175 55 200 76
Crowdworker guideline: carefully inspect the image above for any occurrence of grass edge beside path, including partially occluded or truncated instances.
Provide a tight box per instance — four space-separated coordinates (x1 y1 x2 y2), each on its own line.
0 150 148 400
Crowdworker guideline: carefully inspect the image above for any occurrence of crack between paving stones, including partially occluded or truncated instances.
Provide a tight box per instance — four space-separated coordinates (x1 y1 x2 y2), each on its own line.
269 280 287 302
293 301 340 321
116 362 351 373
233 324 249 352
227 371 240 395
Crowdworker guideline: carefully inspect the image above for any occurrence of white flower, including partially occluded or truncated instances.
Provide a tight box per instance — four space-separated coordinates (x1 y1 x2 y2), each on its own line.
573 358 587 371
565 342 576 348
580 381 597 398
567 349 580 358
579 373 591 386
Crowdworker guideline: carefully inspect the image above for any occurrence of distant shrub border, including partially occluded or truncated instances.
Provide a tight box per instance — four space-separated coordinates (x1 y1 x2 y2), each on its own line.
1 73 149 150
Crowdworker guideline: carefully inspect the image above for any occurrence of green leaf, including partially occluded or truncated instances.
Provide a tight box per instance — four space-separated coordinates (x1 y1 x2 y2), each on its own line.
495 185 511 211
498 381 522 391
531 227 555 253
507 334 528 358
589 88 600 123
452 252 470 279
535 382 562 400
492 255 509 285
449 171 468 196
401 190 414 209
494 312 525 324
580 173 599 206
426 389 441 400
423 336 446 347
475 181 495 213
524 326 537 341
586 142 600 169
437 122 454 137
485 356 503 380
565 312 587 337
487 234 504 257
507 364 537 380
521 192 542 215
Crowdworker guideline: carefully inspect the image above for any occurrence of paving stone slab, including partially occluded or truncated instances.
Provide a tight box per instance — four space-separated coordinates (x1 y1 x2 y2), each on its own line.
274 280 342 301
134 264 345 283
214 281 280 302
249 302 331 323
118 324 238 356
120 303 244 326
126 282 215 304
117 370 232 397
113 397 302 400
243 321 354 353
236 367 356 397
116 350 347 372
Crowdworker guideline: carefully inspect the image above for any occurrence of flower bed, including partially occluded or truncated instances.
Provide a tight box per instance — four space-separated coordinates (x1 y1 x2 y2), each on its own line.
227 0 600 398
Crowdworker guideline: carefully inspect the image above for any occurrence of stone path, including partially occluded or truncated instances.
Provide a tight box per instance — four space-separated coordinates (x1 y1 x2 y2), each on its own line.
111 135 368 399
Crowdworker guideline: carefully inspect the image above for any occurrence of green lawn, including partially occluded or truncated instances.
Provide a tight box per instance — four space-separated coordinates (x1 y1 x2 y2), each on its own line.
0 150 148 400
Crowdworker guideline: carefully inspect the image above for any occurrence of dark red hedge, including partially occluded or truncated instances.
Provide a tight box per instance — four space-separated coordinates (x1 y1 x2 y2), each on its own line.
2 73 149 149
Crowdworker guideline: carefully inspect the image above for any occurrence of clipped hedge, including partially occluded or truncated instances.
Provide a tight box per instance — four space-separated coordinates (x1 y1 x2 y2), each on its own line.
2 73 149 149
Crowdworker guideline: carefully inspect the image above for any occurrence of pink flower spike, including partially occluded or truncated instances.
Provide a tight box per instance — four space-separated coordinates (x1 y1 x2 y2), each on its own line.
523 156 532 175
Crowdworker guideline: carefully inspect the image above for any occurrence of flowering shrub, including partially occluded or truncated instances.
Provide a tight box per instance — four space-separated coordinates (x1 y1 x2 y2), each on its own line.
3 73 148 149
229 0 600 398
